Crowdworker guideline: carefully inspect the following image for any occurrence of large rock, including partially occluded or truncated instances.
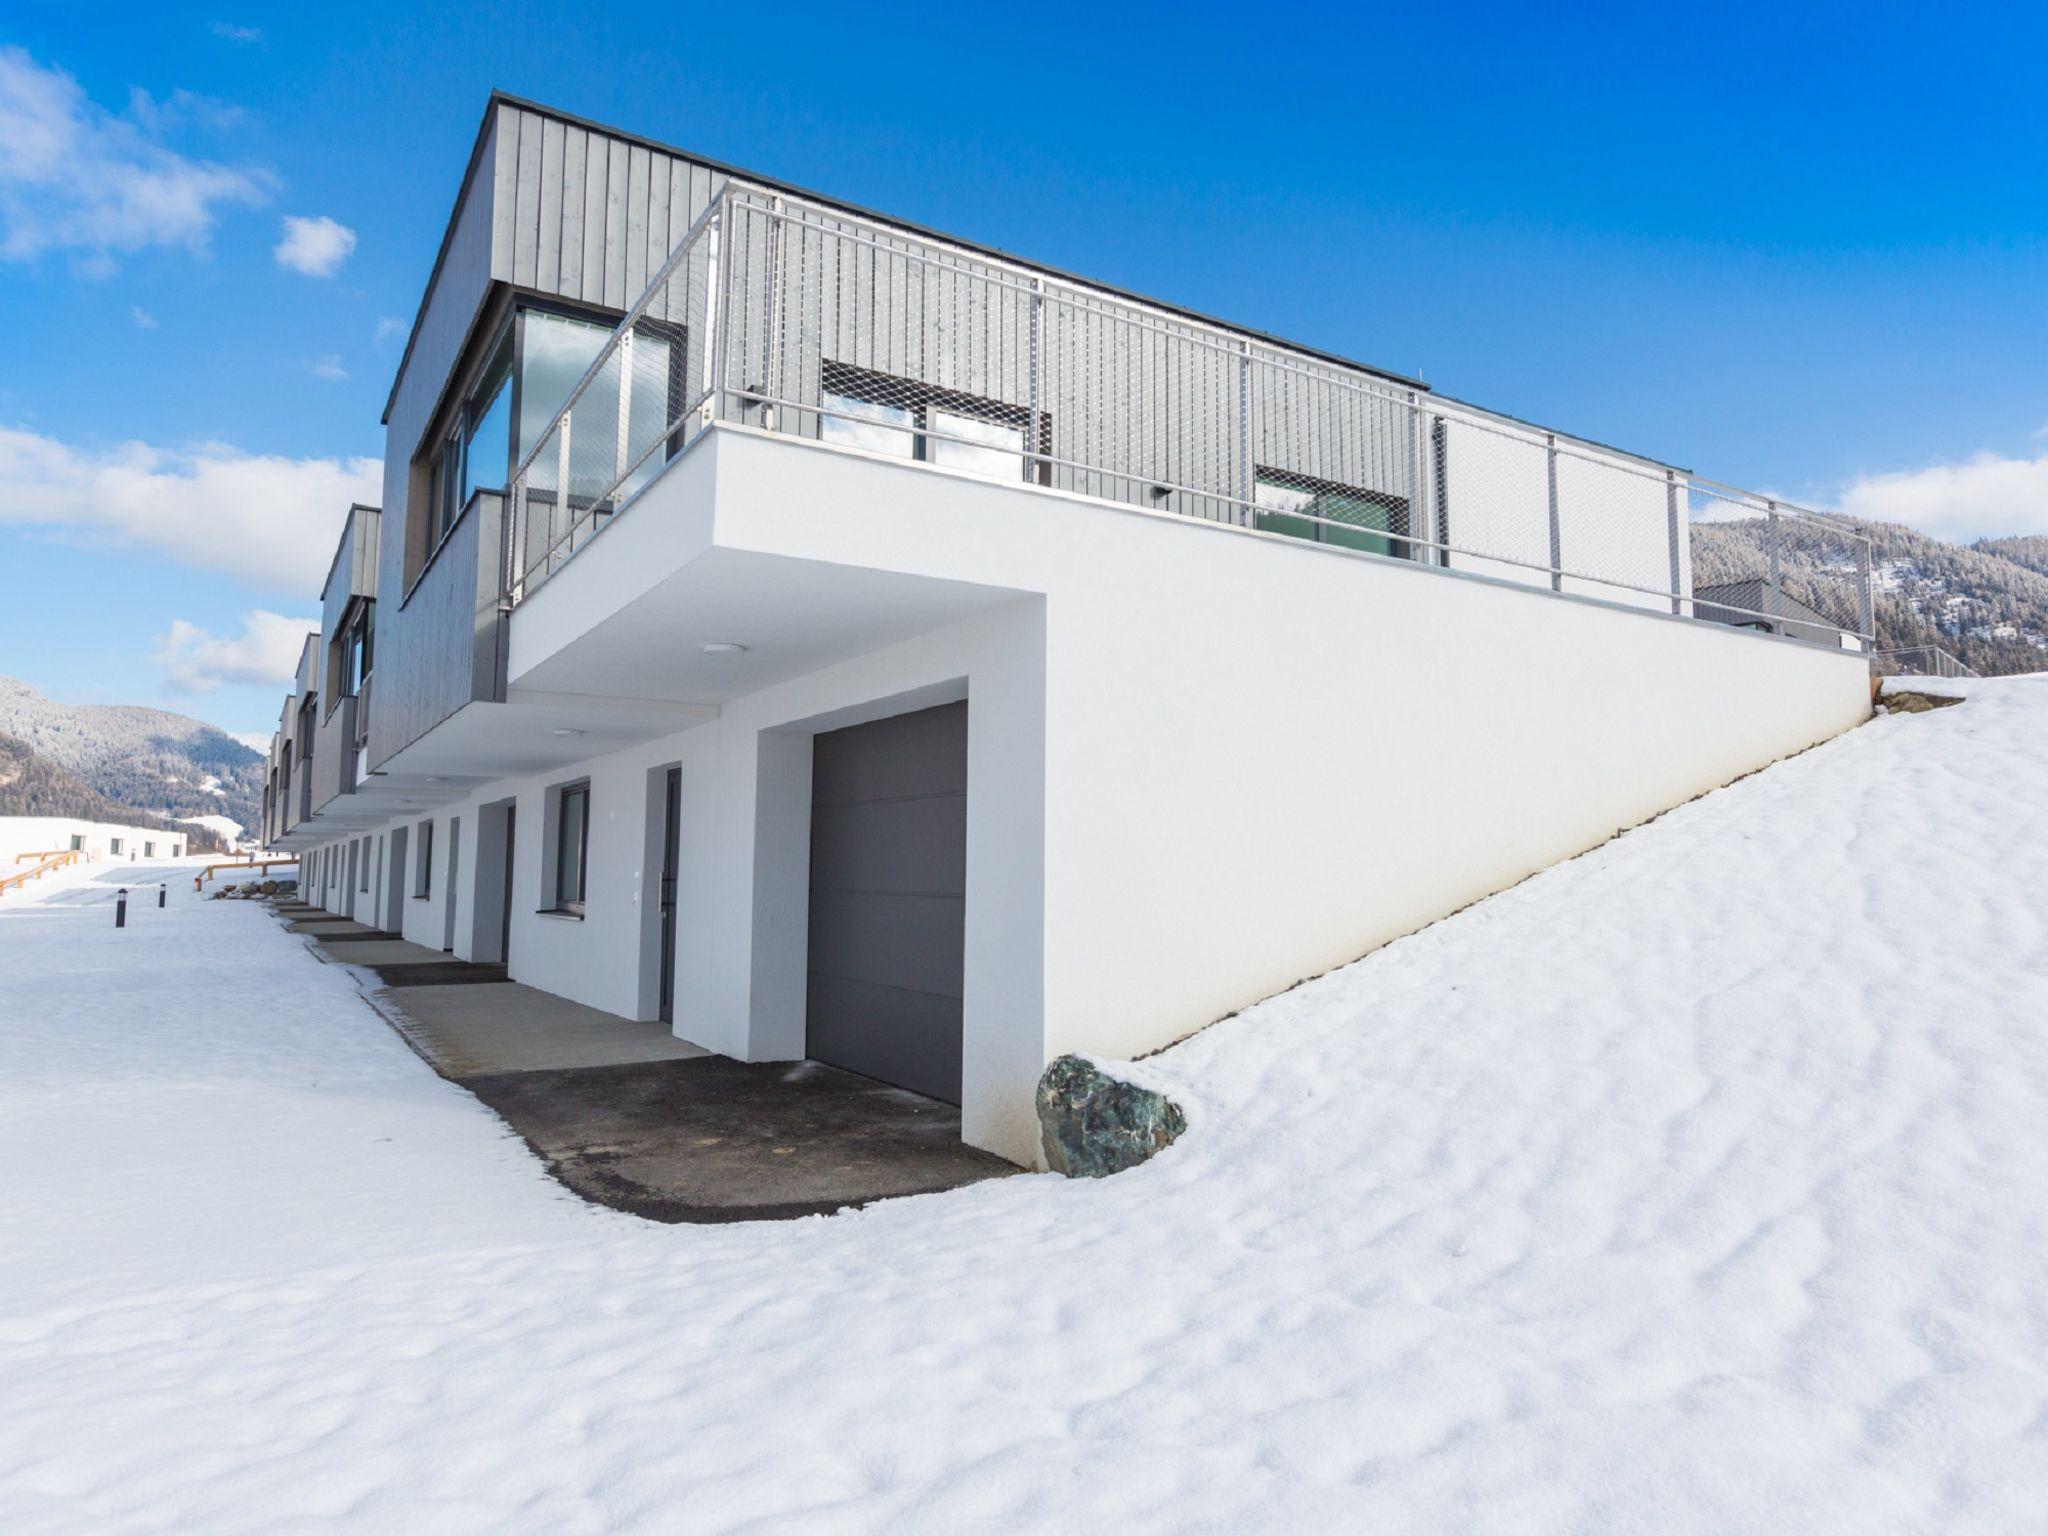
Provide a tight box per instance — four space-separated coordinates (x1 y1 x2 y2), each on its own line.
1036 1054 1187 1178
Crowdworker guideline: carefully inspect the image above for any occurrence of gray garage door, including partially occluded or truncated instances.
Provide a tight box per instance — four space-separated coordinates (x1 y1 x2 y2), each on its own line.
806 701 967 1104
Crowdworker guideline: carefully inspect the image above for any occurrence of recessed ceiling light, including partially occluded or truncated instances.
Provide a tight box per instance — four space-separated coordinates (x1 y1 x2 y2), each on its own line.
702 642 748 656
551 727 586 737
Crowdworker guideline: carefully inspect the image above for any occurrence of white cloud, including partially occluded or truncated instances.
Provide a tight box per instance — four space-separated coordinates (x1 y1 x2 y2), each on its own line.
228 730 271 754
304 353 347 382
373 314 406 345
127 87 244 136
210 23 263 44
0 47 270 271
153 610 316 694
273 213 354 276
1837 452 2048 544
0 424 379 590
130 304 157 329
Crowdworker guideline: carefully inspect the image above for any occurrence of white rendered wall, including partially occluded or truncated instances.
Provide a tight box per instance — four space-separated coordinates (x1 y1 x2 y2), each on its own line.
704 430 1868 1154
343 428 1868 1165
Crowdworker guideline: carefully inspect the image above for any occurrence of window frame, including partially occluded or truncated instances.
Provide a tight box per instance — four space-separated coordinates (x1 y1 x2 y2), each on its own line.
818 360 1050 485
1252 464 1413 560
548 779 591 916
414 819 434 899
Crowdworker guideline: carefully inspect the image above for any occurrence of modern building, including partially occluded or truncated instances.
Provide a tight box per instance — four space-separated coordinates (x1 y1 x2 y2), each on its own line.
269 94 1875 1164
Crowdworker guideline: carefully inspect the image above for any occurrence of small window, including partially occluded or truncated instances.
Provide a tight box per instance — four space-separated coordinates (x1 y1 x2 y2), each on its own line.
818 361 1043 484
68 834 83 851
110 838 123 855
415 820 434 897
1254 467 1410 560
359 840 371 891
144 842 156 858
553 782 590 912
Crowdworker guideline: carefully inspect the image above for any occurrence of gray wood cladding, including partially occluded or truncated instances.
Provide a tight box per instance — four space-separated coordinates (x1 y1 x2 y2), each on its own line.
491 104 725 314
365 493 505 772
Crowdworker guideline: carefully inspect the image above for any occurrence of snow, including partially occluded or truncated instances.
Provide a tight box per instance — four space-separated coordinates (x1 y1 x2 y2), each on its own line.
5 680 2048 1533
175 812 244 844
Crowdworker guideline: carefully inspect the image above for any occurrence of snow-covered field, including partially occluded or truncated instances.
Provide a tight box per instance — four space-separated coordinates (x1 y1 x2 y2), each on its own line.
4 678 2046 1534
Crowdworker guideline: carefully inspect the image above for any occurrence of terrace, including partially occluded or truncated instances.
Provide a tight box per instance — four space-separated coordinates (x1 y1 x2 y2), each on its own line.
502 182 1874 650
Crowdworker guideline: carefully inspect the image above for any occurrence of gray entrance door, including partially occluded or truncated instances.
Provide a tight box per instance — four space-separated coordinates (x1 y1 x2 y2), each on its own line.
806 701 967 1104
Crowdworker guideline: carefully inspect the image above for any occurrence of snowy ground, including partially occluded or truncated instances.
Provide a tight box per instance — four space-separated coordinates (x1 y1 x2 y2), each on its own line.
4 678 2047 1534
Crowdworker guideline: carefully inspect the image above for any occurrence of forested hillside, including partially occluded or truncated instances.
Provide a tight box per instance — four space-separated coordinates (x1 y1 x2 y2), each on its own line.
0 733 231 851
1690 519 2048 676
0 677 262 834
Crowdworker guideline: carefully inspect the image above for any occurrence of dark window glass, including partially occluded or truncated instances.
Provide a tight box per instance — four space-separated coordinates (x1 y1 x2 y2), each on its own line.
555 783 589 910
464 338 513 504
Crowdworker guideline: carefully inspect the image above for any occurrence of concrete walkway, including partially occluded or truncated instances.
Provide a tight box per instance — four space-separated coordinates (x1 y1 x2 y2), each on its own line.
277 904 1016 1220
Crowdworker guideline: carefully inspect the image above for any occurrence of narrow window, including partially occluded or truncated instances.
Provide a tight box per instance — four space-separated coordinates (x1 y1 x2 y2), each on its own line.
110 838 123 855
553 782 590 912
415 820 434 897
144 842 156 858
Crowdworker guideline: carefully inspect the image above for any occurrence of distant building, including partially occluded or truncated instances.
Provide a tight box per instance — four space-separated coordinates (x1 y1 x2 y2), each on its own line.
0 817 188 865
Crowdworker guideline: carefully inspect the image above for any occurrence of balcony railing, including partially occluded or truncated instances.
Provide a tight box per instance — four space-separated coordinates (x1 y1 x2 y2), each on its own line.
506 183 1873 648
1873 645 1978 680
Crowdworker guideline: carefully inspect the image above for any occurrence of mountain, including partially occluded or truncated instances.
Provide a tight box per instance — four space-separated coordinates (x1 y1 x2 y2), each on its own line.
1974 535 2048 581
0 678 263 838
0 733 232 851
1688 519 2048 677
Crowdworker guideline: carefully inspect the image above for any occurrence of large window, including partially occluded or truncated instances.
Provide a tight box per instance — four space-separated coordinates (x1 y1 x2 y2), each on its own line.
818 361 1041 484
518 311 681 504
1253 467 1410 560
423 332 516 557
551 781 589 913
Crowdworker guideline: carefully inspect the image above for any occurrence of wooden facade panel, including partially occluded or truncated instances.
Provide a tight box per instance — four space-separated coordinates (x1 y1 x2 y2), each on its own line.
558 125 585 295
512 109 543 288
580 133 607 304
602 138 629 308
623 144 651 301
536 116 565 291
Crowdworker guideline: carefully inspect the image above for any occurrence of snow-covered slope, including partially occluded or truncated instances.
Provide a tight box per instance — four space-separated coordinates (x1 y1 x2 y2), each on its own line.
2 679 2045 1534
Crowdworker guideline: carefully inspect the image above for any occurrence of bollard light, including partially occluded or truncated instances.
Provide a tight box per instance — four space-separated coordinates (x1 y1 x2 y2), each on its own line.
116 888 128 928
158 884 166 908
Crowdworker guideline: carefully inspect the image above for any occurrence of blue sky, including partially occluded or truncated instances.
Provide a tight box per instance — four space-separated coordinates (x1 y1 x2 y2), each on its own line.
3 1 2045 743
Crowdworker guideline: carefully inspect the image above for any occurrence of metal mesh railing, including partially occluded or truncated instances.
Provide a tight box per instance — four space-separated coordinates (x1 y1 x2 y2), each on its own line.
507 182 1873 651
1873 645 1977 679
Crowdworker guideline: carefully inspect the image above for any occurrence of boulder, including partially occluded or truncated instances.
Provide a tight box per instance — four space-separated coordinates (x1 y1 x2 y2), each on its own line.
1036 1054 1187 1178
258 880 279 895
1884 689 1962 715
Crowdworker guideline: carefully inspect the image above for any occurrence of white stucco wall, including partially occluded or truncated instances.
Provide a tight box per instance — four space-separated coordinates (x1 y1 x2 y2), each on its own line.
313 427 1869 1165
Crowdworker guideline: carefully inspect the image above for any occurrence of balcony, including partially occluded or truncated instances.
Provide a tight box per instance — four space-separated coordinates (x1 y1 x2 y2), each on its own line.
503 184 1873 652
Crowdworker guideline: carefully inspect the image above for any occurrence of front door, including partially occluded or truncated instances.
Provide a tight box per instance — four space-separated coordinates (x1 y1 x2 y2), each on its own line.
658 768 681 1023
